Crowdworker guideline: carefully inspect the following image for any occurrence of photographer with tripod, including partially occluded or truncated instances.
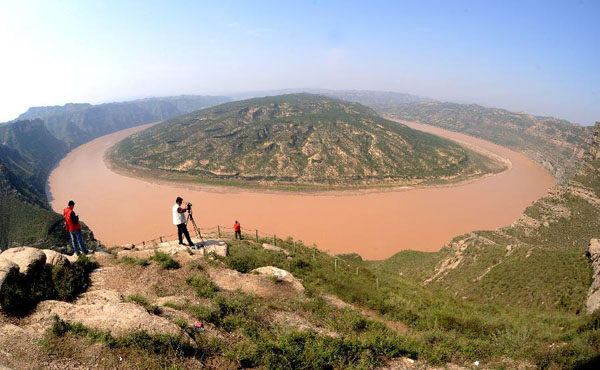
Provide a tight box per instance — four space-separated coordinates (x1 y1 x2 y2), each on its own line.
173 197 195 247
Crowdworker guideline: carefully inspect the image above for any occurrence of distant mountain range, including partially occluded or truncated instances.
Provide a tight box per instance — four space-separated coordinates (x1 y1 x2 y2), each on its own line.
110 94 504 189
367 101 593 182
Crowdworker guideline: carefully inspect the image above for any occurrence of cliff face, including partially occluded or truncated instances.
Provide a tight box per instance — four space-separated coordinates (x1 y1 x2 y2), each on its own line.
588 122 600 160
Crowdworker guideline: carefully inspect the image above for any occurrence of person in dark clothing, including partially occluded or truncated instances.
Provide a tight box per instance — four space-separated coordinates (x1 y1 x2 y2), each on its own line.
234 220 242 240
63 200 89 255
172 197 194 246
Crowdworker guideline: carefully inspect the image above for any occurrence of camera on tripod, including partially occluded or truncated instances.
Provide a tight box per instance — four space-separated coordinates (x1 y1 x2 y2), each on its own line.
186 202 192 211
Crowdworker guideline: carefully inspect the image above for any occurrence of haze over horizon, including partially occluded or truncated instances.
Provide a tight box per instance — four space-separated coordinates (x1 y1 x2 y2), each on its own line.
1 0 598 125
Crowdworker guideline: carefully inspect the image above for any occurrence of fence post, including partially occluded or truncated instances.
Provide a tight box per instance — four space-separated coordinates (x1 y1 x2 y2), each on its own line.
334 258 337 271
255 230 259 243
312 249 315 261
293 241 296 254
217 226 221 238
376 277 379 290
356 267 359 276
273 235 276 246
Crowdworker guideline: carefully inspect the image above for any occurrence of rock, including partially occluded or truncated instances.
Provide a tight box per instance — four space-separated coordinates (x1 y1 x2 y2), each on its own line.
207 265 302 299
262 243 290 256
586 239 600 313
41 250 70 267
251 266 305 294
202 239 229 257
0 258 19 292
27 289 185 338
0 247 46 276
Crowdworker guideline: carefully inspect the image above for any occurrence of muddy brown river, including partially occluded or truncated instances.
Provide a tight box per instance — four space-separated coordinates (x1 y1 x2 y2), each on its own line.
47 121 555 260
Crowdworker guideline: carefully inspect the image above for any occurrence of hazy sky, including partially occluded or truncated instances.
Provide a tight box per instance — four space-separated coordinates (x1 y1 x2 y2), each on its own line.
0 0 598 125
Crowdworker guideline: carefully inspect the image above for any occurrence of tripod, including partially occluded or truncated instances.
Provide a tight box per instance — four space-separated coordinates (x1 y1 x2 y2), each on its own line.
186 206 205 249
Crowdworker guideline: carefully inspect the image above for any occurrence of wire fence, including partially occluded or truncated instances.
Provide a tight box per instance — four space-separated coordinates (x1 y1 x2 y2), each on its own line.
127 223 381 290
129 223 292 248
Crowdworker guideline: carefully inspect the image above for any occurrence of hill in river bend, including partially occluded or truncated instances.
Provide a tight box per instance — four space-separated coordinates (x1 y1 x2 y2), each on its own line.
111 94 506 189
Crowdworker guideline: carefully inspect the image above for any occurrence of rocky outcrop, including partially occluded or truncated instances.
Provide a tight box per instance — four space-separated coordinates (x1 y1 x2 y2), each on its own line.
251 266 305 294
0 259 19 293
207 265 304 298
586 238 600 313
589 122 600 160
118 238 228 259
41 249 70 267
201 239 229 257
262 243 290 256
26 290 185 337
0 247 46 276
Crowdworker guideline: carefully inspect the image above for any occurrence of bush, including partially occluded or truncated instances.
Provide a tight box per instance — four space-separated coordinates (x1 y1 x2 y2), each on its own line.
45 316 209 360
126 294 161 315
150 251 180 269
118 256 150 266
186 274 218 298
0 255 98 316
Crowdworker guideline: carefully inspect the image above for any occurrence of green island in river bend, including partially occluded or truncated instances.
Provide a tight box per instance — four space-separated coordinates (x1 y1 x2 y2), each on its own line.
109 94 507 190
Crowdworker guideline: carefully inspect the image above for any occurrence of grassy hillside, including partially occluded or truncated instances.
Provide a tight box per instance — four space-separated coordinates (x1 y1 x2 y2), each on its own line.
110 94 506 189
365 123 600 366
4 227 597 369
0 96 231 250
374 101 592 182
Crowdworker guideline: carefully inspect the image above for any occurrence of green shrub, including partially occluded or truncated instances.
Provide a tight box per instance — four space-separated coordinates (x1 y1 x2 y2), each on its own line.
186 274 218 298
0 270 30 315
45 316 209 360
150 251 180 269
0 255 98 316
126 294 161 315
118 256 150 266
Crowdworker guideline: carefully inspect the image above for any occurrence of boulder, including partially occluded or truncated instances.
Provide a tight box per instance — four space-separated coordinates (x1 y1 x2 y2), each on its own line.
586 239 600 313
41 250 70 267
262 243 290 256
28 289 185 338
0 247 46 276
202 239 229 257
251 266 305 294
0 258 19 291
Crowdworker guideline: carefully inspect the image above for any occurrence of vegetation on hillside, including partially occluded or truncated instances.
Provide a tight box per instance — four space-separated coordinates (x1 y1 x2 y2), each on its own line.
17 233 599 369
374 101 592 181
111 94 506 189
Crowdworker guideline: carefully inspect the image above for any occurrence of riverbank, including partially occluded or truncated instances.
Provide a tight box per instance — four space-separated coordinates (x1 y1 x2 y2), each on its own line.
47 122 555 259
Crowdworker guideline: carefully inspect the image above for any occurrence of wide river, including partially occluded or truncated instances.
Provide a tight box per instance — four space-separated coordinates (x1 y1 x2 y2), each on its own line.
47 121 555 260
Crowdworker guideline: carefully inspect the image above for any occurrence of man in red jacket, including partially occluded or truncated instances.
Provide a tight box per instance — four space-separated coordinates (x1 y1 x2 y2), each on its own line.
63 200 88 255
234 220 242 240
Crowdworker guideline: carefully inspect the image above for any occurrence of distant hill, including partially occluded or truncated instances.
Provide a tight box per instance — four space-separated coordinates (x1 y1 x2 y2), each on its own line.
111 94 505 189
375 101 592 182
228 88 427 106
0 95 231 250
15 95 232 148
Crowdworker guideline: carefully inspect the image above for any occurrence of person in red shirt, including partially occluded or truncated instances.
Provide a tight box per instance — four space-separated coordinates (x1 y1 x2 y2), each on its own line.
63 200 88 255
234 220 242 240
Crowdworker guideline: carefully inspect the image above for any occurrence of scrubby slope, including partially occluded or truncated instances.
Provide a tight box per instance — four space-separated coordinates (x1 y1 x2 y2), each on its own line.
376 101 592 181
111 94 505 188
